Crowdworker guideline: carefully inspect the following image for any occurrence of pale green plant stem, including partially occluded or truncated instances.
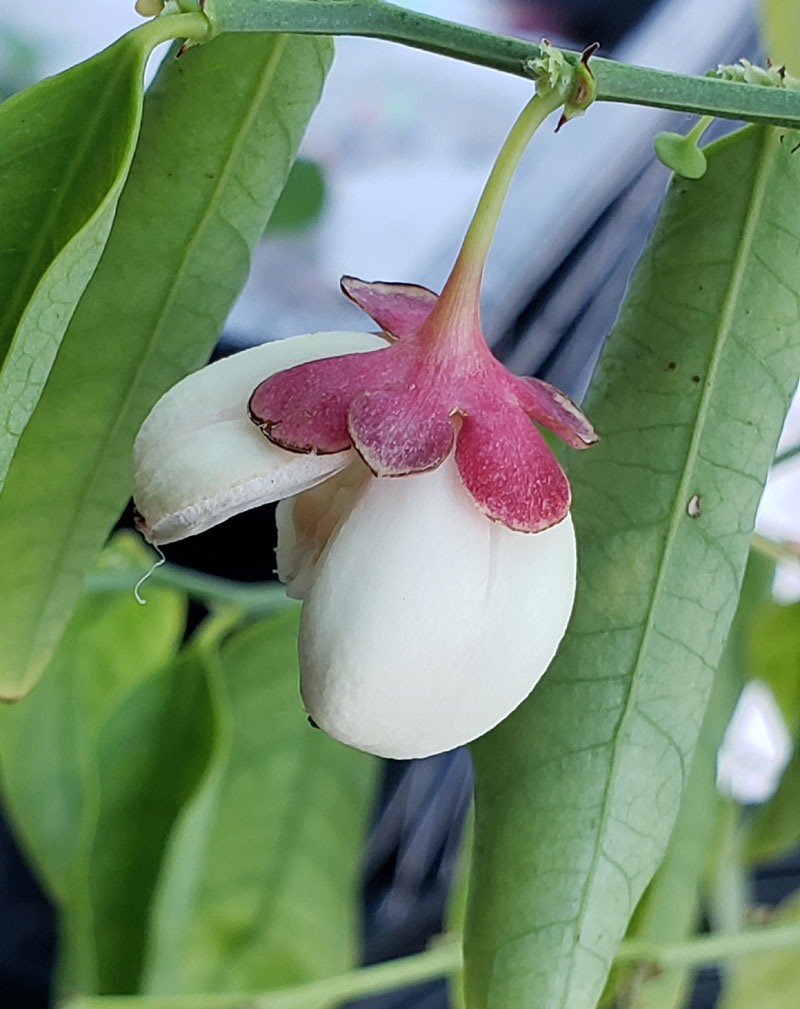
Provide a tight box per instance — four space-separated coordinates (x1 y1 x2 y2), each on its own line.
85 563 291 612
709 800 749 937
687 114 715 144
139 11 210 47
617 922 800 967
452 89 564 290
432 88 564 326
61 923 800 1009
62 940 462 1009
197 0 800 126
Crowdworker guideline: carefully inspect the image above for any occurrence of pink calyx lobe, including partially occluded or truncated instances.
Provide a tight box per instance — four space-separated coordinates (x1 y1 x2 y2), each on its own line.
248 276 596 533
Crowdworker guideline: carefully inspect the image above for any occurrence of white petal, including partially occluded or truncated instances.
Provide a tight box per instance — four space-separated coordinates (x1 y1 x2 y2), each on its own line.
296 454 576 759
133 331 386 544
276 459 371 599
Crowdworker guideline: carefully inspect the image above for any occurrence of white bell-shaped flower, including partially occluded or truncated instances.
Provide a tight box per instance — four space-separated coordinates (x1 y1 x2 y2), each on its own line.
278 454 576 759
132 325 579 759
133 331 386 544
133 76 600 760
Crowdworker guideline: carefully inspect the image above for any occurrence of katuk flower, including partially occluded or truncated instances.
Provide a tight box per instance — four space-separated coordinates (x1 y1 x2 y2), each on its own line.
132 56 598 759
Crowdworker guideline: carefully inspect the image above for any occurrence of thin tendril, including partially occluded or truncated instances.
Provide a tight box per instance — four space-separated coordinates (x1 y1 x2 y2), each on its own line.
134 546 166 605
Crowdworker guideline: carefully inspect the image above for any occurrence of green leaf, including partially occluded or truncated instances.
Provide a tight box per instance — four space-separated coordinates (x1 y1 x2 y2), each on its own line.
84 623 217 994
0 19 192 493
746 744 800 864
0 534 187 993
142 609 376 994
612 555 773 1009
0 31 332 700
610 719 722 1009
761 0 800 75
746 598 800 728
718 889 800 1009
267 157 327 232
466 125 800 1009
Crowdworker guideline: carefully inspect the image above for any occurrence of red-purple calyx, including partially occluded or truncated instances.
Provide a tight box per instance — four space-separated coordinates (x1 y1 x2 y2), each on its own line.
248 268 596 533
249 76 598 534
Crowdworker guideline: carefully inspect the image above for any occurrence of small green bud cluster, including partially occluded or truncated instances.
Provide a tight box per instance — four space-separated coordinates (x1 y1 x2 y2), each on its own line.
525 40 597 128
709 58 800 91
525 40 573 97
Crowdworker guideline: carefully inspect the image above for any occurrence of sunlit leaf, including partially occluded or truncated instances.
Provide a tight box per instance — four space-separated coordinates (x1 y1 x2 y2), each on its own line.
466 125 800 1009
142 609 375 994
0 32 332 699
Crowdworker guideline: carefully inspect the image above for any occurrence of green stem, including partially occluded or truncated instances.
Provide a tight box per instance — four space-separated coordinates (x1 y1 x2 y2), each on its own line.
687 114 714 144
709 800 749 936
61 921 800 1009
201 0 800 127
137 11 211 47
453 89 564 291
85 562 291 612
428 87 564 333
617 923 800 968
62 940 462 1009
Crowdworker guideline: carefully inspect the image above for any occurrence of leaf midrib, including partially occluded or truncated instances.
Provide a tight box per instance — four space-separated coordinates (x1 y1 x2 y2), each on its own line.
25 35 291 679
558 128 778 1007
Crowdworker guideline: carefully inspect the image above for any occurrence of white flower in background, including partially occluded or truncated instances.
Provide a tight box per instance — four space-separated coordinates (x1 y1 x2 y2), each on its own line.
717 681 792 804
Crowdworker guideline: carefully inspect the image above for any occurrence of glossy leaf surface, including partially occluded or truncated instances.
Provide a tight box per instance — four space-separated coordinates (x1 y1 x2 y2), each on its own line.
466 125 800 1009
0 31 332 699
0 26 152 489
142 610 375 994
0 536 188 993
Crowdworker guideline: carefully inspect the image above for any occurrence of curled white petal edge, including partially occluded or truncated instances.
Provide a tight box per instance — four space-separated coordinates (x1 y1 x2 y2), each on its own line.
132 331 387 544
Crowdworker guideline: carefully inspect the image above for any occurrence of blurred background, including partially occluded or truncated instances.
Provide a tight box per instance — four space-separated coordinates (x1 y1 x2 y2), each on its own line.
1 1 799 1008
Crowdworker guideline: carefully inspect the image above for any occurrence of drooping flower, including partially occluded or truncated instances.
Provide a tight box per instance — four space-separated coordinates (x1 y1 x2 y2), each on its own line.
132 48 598 759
